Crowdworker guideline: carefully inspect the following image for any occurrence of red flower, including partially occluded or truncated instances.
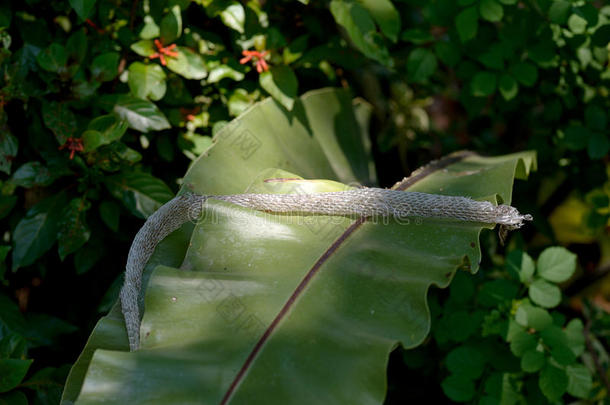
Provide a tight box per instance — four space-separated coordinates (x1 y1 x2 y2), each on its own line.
240 50 269 73
59 137 84 160
150 39 179 66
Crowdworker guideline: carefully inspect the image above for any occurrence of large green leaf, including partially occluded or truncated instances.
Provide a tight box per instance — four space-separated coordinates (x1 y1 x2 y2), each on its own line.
62 88 535 404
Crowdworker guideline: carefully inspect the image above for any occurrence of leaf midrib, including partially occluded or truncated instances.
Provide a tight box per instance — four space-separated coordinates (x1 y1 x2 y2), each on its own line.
219 151 476 404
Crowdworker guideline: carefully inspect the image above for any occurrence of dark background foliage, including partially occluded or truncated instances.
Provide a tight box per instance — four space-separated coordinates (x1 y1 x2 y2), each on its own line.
0 0 609 403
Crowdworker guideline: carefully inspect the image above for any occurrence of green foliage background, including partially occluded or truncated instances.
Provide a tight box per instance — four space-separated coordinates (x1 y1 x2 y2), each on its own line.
0 0 609 403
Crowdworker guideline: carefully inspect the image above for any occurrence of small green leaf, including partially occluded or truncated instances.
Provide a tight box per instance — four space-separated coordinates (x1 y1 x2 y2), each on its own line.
498 73 518 101
330 0 391 65
563 125 590 150
567 14 587 34
515 304 552 331
592 24 610 47
227 88 256 117
446 346 485 379
509 62 537 87
82 114 129 152
140 16 160 40
113 95 171 133
521 350 545 373
160 5 182 43
566 365 592 399
401 29 434 44
206 0 245 33
577 47 592 68
357 0 401 42
58 198 91 260
259 65 298 111
206 64 245 83
221 1 245 33
456 6 478 43
406 48 437 83
470 71 496 97
442 374 475 402
42 102 77 145
539 363 567 401
528 41 555 66
578 4 599 29
477 46 504 70
20 366 71 404
0 133 18 174
479 0 503 22
104 170 173 218
585 105 607 131
128 62 167 101
588 132 610 160
434 41 461 67
529 279 561 308
0 359 33 393
548 1 571 24
99 200 120 231
10 162 54 187
506 250 535 283
478 279 519 307
12 193 67 271
131 40 155 57
540 325 576 365
537 246 576 283
166 47 207 80
91 52 120 82
282 35 308 64
482 373 520 404
510 328 537 357
69 0 97 20
37 43 67 73
66 29 88 66
565 319 585 357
